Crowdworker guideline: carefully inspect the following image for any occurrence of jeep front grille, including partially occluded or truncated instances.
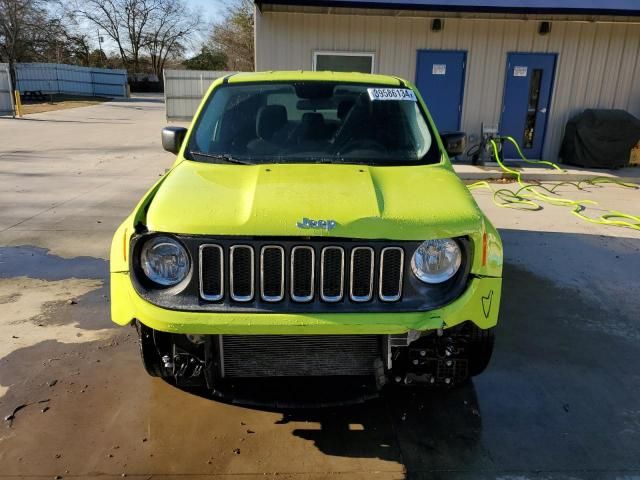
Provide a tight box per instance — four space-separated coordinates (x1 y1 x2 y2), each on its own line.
200 242 405 305
132 236 471 313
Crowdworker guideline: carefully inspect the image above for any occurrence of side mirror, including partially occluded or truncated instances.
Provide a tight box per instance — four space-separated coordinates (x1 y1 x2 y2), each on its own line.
162 126 188 154
441 132 466 157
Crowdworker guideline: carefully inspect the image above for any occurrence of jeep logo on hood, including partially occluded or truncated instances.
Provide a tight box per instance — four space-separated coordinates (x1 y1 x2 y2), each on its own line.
297 218 337 231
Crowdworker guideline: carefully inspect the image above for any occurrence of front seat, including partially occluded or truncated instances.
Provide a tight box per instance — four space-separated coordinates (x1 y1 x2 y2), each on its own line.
247 104 288 155
298 112 326 143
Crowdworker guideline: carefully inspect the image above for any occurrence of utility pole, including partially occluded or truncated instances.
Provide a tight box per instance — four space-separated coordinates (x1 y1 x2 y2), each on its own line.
97 30 104 67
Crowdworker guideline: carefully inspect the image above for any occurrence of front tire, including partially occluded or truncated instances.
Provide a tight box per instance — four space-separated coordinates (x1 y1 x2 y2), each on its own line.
466 325 495 377
135 321 169 378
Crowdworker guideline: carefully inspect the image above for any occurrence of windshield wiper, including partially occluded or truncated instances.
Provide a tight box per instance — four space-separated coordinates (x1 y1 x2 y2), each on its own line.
190 151 254 165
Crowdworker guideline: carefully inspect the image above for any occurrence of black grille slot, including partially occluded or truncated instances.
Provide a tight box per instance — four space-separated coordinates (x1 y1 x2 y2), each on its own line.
200 245 223 301
261 246 284 302
291 246 314 302
379 247 404 301
221 335 382 377
230 246 254 301
350 247 374 301
321 247 344 302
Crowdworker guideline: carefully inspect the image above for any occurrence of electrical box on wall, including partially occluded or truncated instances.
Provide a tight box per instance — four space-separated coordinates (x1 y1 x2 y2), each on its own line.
468 123 502 165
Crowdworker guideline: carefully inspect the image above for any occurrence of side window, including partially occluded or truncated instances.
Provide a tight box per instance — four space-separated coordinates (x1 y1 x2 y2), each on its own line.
314 52 375 74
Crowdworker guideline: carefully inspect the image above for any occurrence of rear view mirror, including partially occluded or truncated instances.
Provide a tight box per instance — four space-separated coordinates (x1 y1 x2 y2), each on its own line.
441 132 466 157
162 126 188 154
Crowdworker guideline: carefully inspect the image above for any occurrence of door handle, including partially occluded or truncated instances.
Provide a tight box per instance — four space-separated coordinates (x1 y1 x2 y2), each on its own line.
539 107 547 114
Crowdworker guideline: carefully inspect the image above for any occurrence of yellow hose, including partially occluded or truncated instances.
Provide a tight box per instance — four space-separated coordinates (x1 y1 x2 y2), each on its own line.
466 136 640 231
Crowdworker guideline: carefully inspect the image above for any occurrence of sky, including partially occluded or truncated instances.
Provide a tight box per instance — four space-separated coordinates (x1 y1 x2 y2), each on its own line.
189 0 228 21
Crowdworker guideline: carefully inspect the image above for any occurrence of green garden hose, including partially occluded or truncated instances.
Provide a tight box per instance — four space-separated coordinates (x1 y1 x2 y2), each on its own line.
466 136 640 231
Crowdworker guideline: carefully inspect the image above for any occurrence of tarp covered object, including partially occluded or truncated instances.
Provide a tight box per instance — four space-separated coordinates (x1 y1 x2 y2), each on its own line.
560 109 640 169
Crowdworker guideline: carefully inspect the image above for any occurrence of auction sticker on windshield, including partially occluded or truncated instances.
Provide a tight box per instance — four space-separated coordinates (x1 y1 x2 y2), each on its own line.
368 88 417 101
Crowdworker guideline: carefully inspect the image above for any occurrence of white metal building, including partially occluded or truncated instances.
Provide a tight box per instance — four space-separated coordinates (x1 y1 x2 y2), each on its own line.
254 0 640 160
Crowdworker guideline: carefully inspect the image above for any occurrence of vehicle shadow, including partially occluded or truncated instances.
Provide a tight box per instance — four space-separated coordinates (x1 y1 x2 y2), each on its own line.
283 384 484 468
177 378 485 469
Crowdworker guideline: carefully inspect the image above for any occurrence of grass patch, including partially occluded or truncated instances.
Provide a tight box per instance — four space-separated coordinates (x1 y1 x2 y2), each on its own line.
21 94 110 114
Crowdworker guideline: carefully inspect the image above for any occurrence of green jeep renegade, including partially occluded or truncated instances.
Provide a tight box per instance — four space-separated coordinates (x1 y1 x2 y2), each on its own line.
110 71 502 402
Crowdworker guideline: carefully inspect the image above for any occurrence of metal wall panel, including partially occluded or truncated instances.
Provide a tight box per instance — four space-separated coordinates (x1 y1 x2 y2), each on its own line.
0 63 14 116
256 10 640 159
163 69 234 121
15 63 127 97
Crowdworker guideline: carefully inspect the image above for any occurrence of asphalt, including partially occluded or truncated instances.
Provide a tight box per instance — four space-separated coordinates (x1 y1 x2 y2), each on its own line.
1 95 639 480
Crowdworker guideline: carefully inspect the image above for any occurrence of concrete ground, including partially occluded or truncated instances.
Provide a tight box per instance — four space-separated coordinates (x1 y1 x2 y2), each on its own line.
454 160 640 182
1 95 639 480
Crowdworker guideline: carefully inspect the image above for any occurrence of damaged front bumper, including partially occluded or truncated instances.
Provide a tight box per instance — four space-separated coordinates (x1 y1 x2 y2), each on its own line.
116 271 501 404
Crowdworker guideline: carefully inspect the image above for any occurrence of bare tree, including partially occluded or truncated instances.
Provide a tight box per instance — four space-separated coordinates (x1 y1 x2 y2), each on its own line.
144 0 202 81
74 0 200 76
0 0 61 87
74 0 162 73
63 32 92 65
209 0 254 71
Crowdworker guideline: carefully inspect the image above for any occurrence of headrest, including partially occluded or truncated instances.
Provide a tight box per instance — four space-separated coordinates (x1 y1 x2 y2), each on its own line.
337 99 355 120
301 112 325 141
257 105 287 140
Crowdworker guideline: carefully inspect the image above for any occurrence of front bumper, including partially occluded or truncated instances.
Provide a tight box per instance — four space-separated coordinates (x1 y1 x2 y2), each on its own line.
111 271 501 334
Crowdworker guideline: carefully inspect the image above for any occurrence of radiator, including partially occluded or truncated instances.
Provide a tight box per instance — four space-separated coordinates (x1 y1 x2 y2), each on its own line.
220 335 382 377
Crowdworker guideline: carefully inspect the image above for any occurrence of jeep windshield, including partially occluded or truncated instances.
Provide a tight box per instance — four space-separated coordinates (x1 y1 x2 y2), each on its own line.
186 82 441 166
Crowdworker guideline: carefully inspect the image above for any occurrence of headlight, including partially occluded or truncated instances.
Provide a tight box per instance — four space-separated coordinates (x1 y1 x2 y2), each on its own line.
411 239 462 284
140 236 190 286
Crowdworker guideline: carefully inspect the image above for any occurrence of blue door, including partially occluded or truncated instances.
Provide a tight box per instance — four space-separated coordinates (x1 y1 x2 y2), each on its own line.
415 50 466 133
500 53 556 159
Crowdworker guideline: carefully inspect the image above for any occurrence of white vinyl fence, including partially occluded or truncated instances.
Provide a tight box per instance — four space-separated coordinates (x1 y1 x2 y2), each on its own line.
0 63 14 116
164 69 234 121
16 63 128 97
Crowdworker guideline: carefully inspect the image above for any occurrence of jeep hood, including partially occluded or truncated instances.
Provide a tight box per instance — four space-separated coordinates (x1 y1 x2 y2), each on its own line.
144 160 483 240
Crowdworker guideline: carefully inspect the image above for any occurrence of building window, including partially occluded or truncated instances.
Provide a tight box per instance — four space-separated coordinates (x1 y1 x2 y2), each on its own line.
313 51 375 74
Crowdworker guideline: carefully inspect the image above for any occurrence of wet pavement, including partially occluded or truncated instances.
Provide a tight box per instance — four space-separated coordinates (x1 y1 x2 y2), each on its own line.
1 96 640 479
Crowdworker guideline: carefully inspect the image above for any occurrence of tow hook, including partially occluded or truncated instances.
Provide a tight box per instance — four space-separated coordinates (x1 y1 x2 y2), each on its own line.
162 355 174 369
